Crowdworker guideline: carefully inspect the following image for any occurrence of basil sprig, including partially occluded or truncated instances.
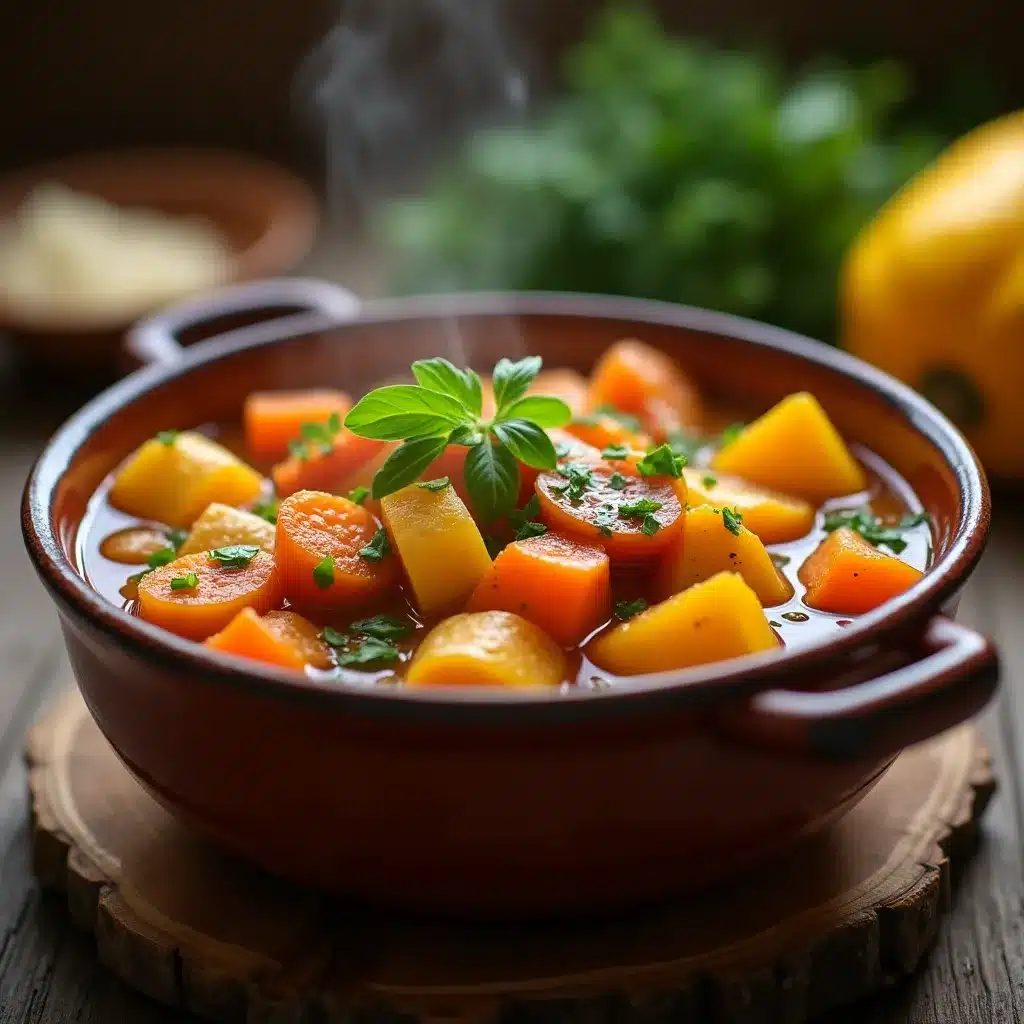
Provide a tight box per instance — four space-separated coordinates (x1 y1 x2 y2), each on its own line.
345 356 571 522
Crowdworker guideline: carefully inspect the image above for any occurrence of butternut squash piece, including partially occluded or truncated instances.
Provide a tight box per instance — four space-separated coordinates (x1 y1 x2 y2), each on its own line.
589 572 778 675
711 392 866 503
381 482 492 617
587 339 703 440
275 490 398 609
205 608 332 670
799 526 923 614
272 430 386 499
137 550 279 640
109 431 264 529
243 390 351 461
682 468 814 544
178 502 275 555
659 504 792 606
406 611 566 688
468 532 611 646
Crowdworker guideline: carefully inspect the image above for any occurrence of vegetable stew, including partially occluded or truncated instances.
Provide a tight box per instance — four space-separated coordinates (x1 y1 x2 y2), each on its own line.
76 340 931 688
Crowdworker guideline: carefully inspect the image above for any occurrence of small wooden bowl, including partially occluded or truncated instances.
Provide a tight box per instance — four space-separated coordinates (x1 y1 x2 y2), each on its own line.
0 149 319 373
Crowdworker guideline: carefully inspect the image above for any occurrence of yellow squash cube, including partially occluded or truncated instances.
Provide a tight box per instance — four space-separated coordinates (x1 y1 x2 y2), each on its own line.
712 392 867 503
381 483 492 617
109 432 265 529
178 503 276 555
659 505 792 606
589 572 778 675
683 468 814 544
406 611 566 687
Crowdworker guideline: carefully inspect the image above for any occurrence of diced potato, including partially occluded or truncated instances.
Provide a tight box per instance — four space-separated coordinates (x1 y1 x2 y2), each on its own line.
380 483 492 617
683 468 814 544
658 505 792 606
712 392 867 503
178 502 275 555
589 572 778 675
406 611 566 687
109 431 265 529
799 526 924 614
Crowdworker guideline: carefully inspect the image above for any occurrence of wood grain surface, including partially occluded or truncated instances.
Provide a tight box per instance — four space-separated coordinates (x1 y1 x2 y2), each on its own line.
1 343 1023 1022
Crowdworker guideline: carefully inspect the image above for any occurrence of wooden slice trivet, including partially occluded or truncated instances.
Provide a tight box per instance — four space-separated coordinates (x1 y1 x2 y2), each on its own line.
27 689 994 1024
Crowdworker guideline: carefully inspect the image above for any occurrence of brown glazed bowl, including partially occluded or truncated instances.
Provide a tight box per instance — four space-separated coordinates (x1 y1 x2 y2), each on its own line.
23 280 998 917
0 149 318 373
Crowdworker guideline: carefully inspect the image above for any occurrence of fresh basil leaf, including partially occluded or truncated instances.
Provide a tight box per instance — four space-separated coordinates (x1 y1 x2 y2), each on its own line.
491 419 557 471
345 385 469 441
349 614 412 640
464 440 520 522
500 395 572 428
492 355 542 413
371 435 451 499
411 358 483 415
208 545 261 569
449 424 485 447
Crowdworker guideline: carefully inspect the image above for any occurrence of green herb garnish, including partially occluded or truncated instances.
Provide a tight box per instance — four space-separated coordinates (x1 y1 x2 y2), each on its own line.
417 477 451 492
722 507 744 535
358 528 391 563
165 528 188 551
719 423 746 448
601 443 630 460
618 497 663 518
335 636 401 668
593 505 618 537
321 625 348 647
636 443 685 478
146 546 177 570
508 495 547 541
822 507 929 554
667 430 707 462
614 598 648 621
313 556 336 588
252 499 279 525
701 474 718 489
346 486 370 506
288 412 343 461
207 545 260 569
554 440 574 459
595 405 643 433
771 553 792 569
156 430 179 447
641 514 661 536
344 356 572 522
349 614 413 641
170 572 199 591
608 472 628 491
556 462 594 504
515 521 548 541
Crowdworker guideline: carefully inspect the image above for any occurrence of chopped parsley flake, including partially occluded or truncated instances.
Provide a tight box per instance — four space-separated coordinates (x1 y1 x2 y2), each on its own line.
601 443 630 460
320 625 348 647
614 598 648 621
358 528 391 563
349 614 412 640
608 472 628 491
146 546 177 570
618 497 663 518
156 430 179 446
346 486 370 506
822 507 929 554
170 572 198 591
252 499 279 524
701 474 718 489
335 636 400 668
722 507 744 535
556 462 594 504
313 555 336 588
641 514 661 536
719 422 745 447
636 443 685 478
207 545 260 569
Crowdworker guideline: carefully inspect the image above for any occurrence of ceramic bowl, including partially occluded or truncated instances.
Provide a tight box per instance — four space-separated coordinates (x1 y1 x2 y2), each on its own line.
22 280 998 916
0 149 318 373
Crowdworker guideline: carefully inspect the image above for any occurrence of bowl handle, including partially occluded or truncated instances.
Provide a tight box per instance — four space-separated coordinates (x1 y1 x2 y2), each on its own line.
723 616 998 761
122 278 360 370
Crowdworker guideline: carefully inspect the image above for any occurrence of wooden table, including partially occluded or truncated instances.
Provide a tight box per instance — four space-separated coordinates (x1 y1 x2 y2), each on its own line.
0 352 1021 1023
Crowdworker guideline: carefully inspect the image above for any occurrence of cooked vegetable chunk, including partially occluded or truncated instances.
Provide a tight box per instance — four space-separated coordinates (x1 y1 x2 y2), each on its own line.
406 611 566 687
658 504 792 605
109 431 264 529
565 413 651 453
587 339 703 440
712 392 867 503
243 389 351 461
468 532 611 646
100 527 175 564
272 431 386 498
535 464 686 561
381 483 492 617
799 526 923 614
275 490 398 609
137 549 279 640
528 369 589 416
205 608 332 670
682 468 814 543
178 502 275 555
588 572 778 674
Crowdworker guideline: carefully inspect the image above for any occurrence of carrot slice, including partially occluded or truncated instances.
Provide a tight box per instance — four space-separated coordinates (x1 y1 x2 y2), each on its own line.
535 464 686 561
137 550 280 640
527 369 589 416
205 608 332 670
275 490 398 609
799 527 923 614
468 532 611 647
272 431 386 499
587 339 703 440
564 413 651 453
243 390 351 461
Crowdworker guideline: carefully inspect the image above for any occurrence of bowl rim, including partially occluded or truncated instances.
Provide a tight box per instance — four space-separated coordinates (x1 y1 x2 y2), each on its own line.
22 290 992 723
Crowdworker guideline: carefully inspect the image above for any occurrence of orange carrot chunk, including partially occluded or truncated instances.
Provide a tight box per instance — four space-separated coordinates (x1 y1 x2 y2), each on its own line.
587 339 703 440
205 608 332 670
275 490 398 609
535 464 686 562
527 369 589 416
272 431 386 499
243 390 351 461
564 413 652 453
468 532 611 647
137 550 280 641
799 527 923 614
